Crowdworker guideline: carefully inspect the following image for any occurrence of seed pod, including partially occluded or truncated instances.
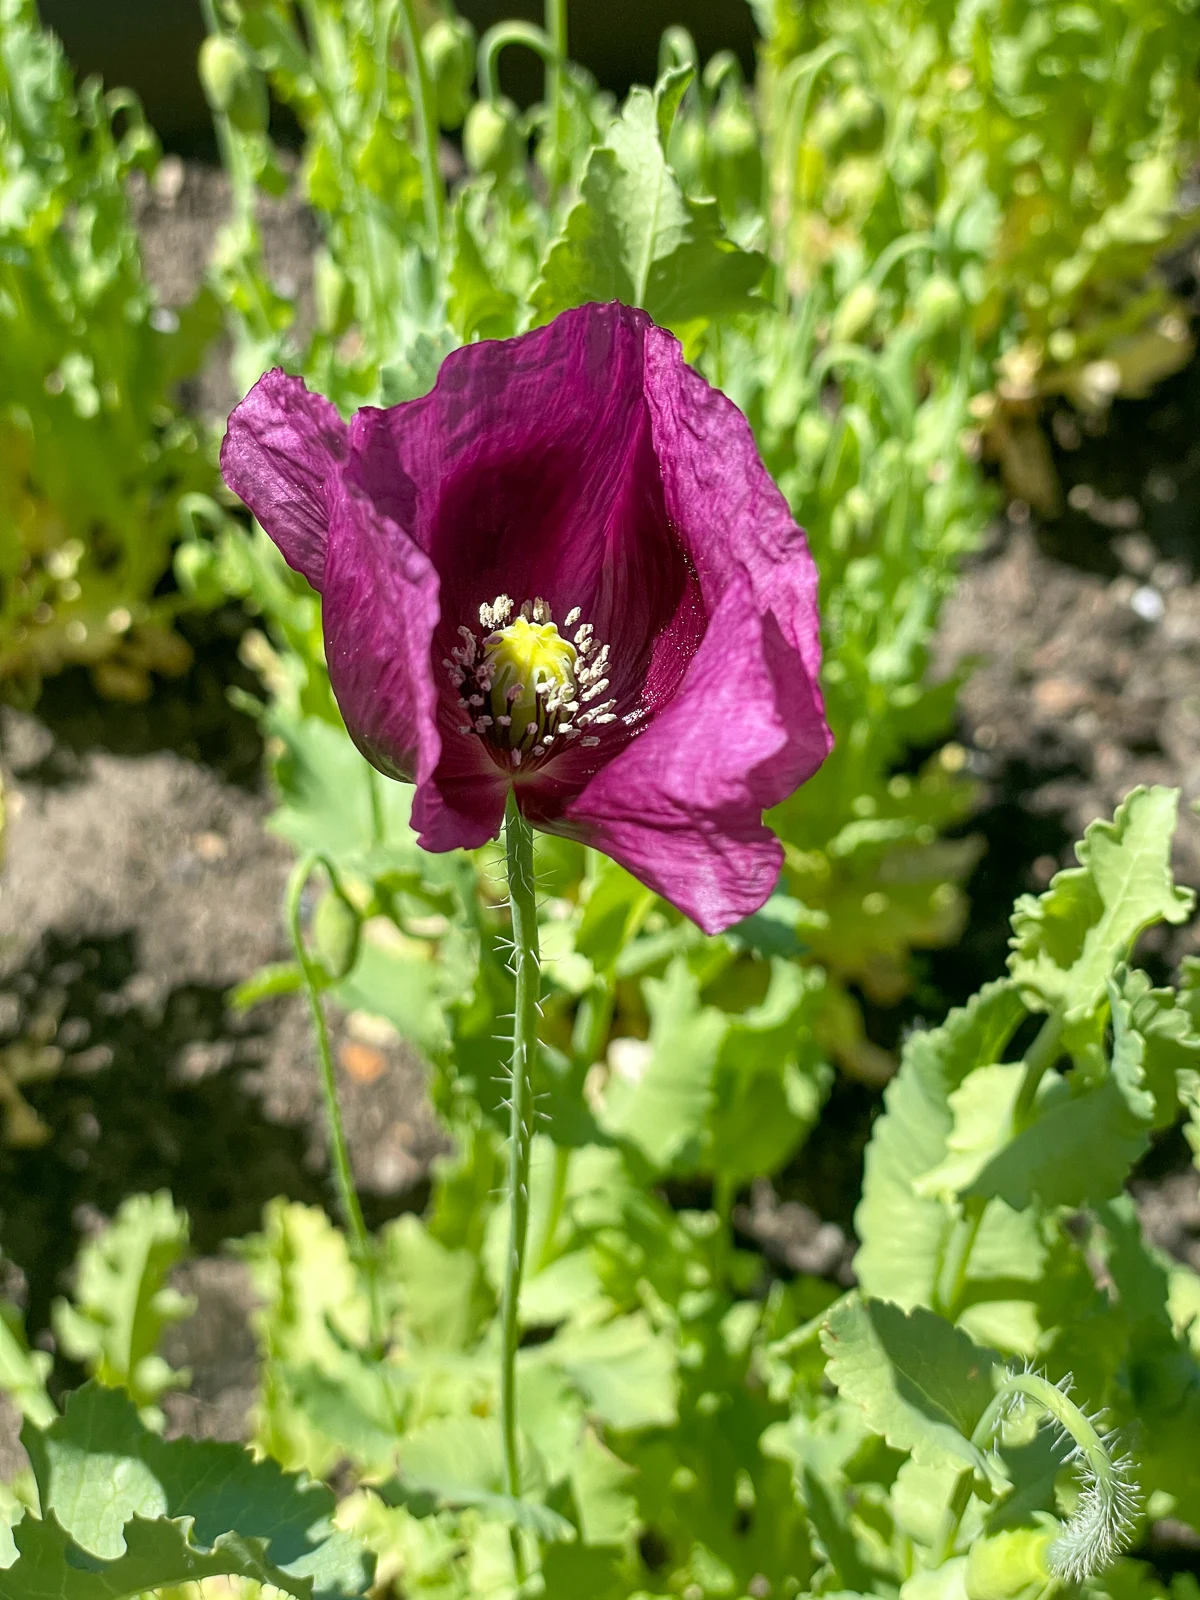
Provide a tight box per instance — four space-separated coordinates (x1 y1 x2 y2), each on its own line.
463 97 523 180
313 885 361 981
422 16 476 131
966 1528 1055 1600
199 35 268 134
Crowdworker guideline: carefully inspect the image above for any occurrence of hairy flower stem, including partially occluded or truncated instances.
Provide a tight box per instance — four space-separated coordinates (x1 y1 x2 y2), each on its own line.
398 0 445 245
972 1371 1139 1581
500 796 541 1520
286 854 384 1355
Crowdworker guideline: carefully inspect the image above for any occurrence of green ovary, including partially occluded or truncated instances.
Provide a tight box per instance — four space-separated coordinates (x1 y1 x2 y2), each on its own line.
482 616 578 752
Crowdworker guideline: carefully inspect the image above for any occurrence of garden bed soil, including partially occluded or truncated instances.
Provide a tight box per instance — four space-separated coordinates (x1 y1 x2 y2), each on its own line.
1 165 1199 1452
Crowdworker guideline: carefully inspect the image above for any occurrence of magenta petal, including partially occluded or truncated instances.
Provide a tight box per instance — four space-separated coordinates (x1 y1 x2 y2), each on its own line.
321 475 441 795
560 581 785 933
560 332 831 935
220 369 348 589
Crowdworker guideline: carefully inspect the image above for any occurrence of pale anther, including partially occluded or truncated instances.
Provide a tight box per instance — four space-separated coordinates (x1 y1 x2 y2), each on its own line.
564 606 581 627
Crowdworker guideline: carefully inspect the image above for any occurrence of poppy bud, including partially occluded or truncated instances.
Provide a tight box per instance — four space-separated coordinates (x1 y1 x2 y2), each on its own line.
966 1528 1055 1600
796 409 832 469
313 885 361 980
421 17 476 131
915 274 963 334
832 280 879 344
464 97 523 179
199 35 268 134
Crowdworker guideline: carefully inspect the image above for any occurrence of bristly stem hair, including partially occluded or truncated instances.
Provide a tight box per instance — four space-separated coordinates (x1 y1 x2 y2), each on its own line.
972 1369 1140 1582
500 792 541 1573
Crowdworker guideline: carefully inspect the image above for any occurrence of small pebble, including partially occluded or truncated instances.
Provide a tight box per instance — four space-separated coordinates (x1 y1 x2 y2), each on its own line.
1131 586 1165 622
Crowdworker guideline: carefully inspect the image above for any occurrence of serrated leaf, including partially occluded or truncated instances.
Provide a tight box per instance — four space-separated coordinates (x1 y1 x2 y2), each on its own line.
10 1384 369 1598
598 957 727 1171
1008 787 1193 1022
854 982 1025 1307
52 1192 193 1420
955 982 1155 1210
821 1295 1000 1473
530 84 764 337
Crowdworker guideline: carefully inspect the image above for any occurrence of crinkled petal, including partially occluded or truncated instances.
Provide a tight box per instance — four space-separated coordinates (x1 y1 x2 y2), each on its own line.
322 475 442 798
348 303 693 670
561 578 795 933
220 369 348 589
560 334 832 934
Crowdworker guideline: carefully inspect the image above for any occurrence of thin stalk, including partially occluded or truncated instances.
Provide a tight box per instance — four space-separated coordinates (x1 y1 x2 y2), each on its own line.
500 795 541 1516
286 854 384 1354
545 0 568 195
936 1195 986 1319
931 1466 975 1565
1012 1011 1064 1126
398 0 445 246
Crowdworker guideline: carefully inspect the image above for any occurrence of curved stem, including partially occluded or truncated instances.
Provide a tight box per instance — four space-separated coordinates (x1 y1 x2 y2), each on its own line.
398 0 445 246
286 854 385 1354
478 21 555 104
500 796 541 1516
545 0 568 195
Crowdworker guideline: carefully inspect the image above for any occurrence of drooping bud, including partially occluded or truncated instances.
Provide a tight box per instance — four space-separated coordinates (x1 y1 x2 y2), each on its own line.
464 97 523 180
831 280 879 344
421 16 476 131
312 884 361 980
198 35 268 134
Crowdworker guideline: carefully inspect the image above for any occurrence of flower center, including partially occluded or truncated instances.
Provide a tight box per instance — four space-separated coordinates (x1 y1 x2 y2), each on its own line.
444 595 617 770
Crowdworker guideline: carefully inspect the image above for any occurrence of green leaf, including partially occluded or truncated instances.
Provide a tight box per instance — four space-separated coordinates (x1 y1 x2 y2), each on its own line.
854 981 1025 1307
574 857 656 975
52 1192 193 1421
949 983 1155 1211
821 1295 1001 1473
530 83 764 337
598 957 727 1172
383 1416 574 1542
706 959 830 1183
0 1299 54 1429
1008 787 1193 1023
8 1383 369 1598
541 1311 677 1431
447 191 518 342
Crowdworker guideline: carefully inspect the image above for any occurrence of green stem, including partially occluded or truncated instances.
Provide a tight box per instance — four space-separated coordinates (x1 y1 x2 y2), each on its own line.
500 796 541 1514
367 763 386 847
1012 1012 1064 1126
936 1195 985 1319
931 1466 975 1565
478 22 555 105
286 854 384 1353
545 0 568 195
398 0 445 246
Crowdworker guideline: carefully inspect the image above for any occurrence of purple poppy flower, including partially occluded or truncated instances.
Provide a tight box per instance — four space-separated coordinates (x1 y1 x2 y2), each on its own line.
220 302 831 934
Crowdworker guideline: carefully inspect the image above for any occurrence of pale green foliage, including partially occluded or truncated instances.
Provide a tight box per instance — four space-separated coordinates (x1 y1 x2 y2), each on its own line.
51 1191 193 1425
1 1382 371 1597
531 72 764 346
0 0 225 699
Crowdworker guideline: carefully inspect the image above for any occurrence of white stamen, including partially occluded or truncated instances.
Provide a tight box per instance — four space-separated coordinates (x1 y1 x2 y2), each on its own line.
458 723 473 735
497 714 512 727
581 678 610 703
564 606 581 627
581 736 600 747
511 750 522 767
